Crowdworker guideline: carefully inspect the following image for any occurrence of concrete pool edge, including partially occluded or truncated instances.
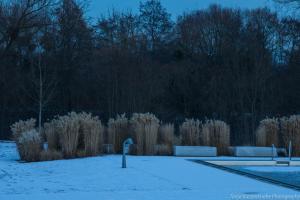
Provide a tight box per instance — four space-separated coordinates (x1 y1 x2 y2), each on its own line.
191 159 300 192
200 160 300 166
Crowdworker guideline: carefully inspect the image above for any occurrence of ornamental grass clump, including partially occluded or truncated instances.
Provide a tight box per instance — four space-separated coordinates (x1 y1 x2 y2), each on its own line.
40 150 63 161
56 112 81 158
44 120 60 151
10 118 37 160
17 129 43 162
78 112 104 156
202 120 230 155
54 112 104 158
255 115 300 156
255 118 279 147
158 123 175 155
130 113 160 155
180 119 201 146
281 115 300 156
107 114 130 153
155 144 171 155
11 118 36 141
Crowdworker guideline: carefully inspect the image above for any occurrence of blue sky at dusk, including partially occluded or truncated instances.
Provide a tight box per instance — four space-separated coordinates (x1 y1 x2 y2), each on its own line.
86 0 283 20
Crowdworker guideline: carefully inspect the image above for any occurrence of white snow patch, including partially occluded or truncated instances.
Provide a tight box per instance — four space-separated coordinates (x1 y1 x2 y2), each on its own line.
0 142 297 200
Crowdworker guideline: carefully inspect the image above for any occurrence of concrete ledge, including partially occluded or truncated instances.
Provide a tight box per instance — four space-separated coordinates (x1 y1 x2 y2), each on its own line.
203 160 300 166
233 146 278 157
206 160 277 166
174 146 217 157
0 140 14 143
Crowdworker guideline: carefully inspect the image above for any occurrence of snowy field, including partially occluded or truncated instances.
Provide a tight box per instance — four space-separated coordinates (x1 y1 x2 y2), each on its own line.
0 142 299 200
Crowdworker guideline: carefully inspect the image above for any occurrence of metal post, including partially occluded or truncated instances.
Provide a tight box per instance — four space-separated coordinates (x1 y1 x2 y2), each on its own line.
122 138 133 168
272 144 275 161
122 148 126 168
289 140 292 161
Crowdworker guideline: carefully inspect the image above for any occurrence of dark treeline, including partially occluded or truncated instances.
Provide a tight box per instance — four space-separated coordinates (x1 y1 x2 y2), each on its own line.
0 0 300 144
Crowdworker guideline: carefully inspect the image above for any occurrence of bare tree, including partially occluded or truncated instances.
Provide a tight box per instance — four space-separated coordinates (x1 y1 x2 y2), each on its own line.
19 48 57 134
0 0 54 136
139 0 172 50
0 0 53 57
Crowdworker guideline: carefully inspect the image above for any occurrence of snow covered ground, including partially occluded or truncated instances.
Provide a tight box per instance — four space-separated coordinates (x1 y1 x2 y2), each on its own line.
0 142 299 200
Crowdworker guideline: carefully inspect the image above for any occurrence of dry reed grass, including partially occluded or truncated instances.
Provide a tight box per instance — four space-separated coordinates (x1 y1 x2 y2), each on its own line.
281 115 300 156
130 113 160 155
202 120 230 155
44 121 60 151
107 114 130 153
158 123 175 155
256 115 300 156
180 119 201 146
40 150 63 161
255 118 279 147
56 112 81 158
18 129 42 162
174 135 182 146
11 118 36 140
78 112 104 156
53 112 104 158
10 118 37 161
154 144 172 155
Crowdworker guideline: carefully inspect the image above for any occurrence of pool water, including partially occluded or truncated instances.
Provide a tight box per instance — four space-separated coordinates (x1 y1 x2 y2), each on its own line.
229 166 300 188
193 159 300 190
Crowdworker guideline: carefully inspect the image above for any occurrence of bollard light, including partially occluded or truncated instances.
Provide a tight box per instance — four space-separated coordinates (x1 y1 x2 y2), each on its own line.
289 140 292 161
272 144 275 161
122 138 133 168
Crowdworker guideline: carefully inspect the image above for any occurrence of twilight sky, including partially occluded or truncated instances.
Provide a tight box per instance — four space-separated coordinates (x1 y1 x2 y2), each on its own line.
86 0 284 20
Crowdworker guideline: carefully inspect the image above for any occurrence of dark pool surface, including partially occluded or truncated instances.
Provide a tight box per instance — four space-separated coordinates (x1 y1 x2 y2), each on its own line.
228 166 300 188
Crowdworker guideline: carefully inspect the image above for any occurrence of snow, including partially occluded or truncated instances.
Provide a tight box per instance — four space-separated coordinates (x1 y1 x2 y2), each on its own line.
0 142 298 200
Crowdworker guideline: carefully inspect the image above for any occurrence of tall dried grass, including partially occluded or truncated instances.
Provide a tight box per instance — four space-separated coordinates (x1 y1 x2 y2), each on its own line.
79 113 104 156
17 129 42 162
256 115 300 156
40 150 63 161
281 115 300 156
174 135 182 146
155 144 171 155
202 120 230 155
158 124 175 155
44 121 60 151
131 115 144 155
107 114 130 153
53 112 104 158
56 112 81 158
180 119 201 146
130 113 160 155
255 118 279 147
10 118 37 160
11 118 36 140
